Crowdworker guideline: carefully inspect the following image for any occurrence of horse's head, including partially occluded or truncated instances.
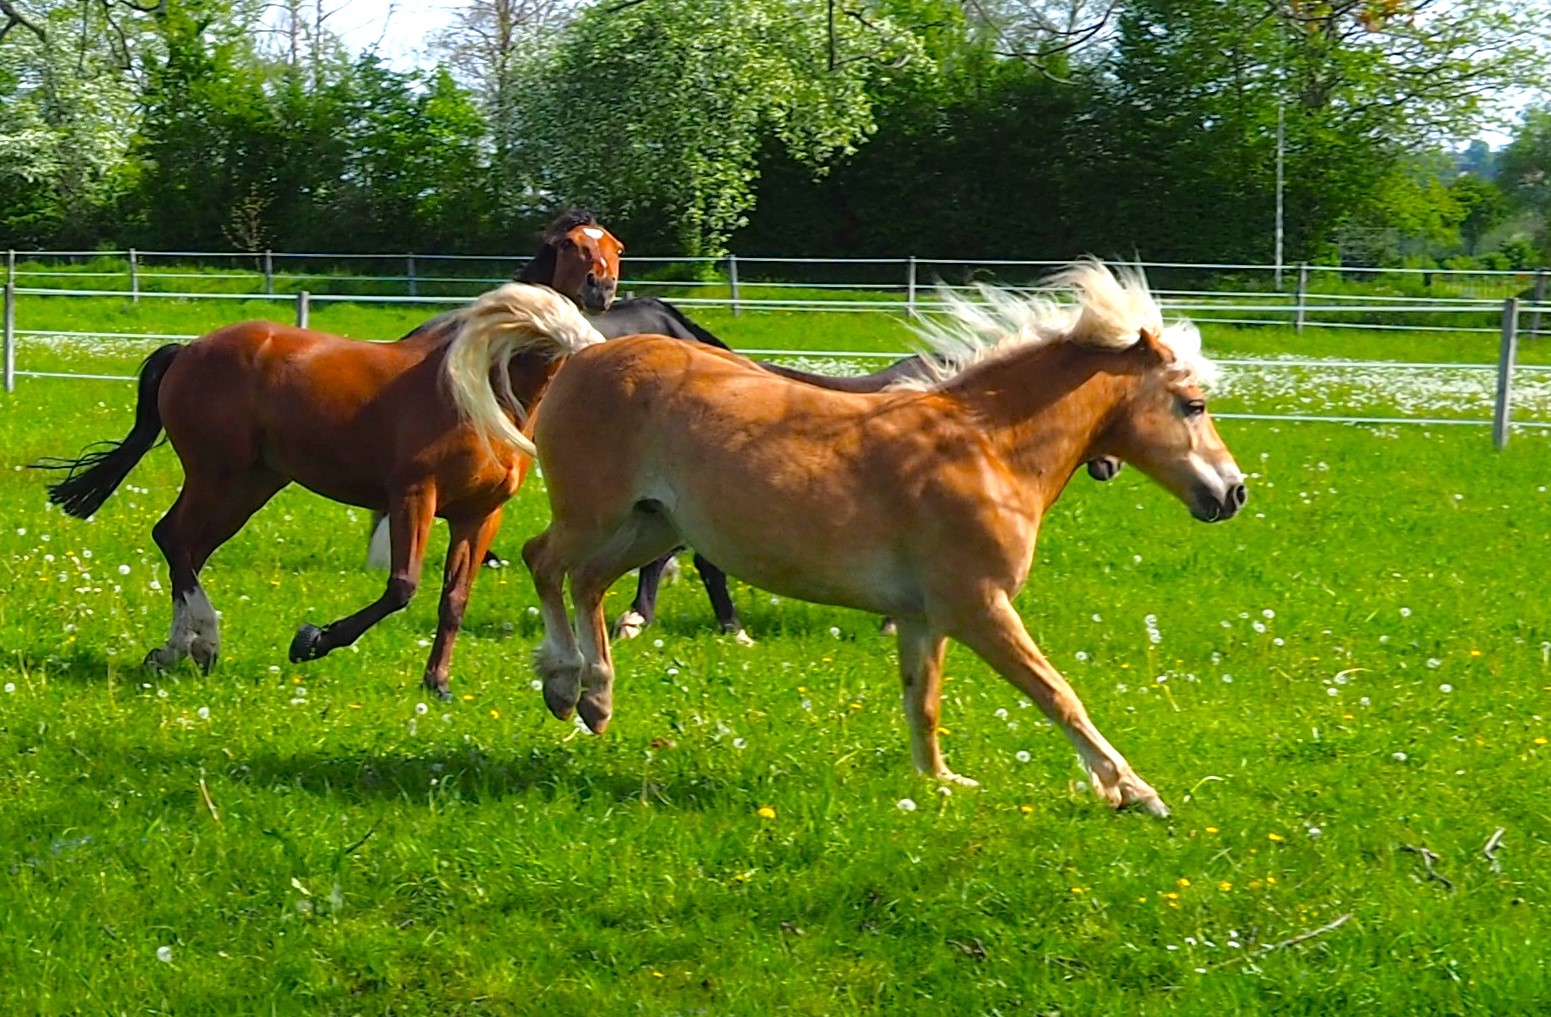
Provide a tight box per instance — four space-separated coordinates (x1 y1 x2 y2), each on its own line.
550 222 623 313
1104 326 1245 523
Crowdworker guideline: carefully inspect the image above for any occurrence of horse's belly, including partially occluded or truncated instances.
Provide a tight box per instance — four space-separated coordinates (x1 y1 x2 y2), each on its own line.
664 501 919 617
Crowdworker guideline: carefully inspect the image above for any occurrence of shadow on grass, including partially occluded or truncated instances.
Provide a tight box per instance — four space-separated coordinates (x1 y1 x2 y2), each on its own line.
116 741 745 813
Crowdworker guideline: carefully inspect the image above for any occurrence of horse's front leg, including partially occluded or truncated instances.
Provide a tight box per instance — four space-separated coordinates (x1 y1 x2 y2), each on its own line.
950 591 1168 816
420 509 503 698
290 490 434 667
614 553 671 640
893 616 973 785
692 554 751 645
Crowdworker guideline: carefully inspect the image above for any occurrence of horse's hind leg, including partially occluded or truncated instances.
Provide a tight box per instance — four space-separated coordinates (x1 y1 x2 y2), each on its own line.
522 528 587 720
419 510 503 698
290 490 434 667
614 553 672 640
569 512 680 734
147 468 287 672
691 553 751 645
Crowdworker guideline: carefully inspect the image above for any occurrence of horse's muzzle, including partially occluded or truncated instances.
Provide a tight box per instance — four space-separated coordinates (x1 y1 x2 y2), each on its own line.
581 277 617 312
1086 456 1122 482
1191 481 1247 523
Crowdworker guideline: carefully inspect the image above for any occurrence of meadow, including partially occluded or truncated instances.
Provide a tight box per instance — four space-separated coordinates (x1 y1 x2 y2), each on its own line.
0 293 1548 1015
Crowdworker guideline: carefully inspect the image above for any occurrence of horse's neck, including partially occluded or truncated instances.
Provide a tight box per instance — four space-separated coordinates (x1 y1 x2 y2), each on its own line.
946 344 1132 507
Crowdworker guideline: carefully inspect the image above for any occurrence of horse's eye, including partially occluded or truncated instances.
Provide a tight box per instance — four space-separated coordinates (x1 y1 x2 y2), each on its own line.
1182 399 1206 418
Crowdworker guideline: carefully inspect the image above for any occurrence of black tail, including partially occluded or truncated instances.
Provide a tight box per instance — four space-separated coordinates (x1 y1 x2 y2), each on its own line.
34 344 182 519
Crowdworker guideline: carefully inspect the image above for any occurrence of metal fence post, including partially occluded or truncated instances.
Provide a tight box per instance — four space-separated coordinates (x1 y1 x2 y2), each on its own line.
907 256 918 318
263 250 274 295
1294 263 1309 332
1493 297 1519 450
129 248 139 303
296 290 311 330
1530 268 1546 339
3 280 15 393
4 249 13 286
407 254 417 297
727 253 740 316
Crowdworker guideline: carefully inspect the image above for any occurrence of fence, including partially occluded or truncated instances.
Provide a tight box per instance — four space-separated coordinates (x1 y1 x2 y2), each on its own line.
3 251 1550 445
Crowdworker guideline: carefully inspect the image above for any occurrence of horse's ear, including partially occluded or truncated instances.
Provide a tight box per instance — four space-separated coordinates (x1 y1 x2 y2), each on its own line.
1137 327 1173 363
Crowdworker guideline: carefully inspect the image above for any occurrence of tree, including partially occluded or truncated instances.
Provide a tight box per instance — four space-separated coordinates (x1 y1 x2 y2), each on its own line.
525 0 922 256
1499 106 1551 258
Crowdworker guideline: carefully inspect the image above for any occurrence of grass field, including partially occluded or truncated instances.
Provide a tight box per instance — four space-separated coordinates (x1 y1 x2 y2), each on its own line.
1 298 1549 1015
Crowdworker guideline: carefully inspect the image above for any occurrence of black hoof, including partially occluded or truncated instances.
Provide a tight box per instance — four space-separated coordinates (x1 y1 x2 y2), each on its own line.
289 623 326 663
424 682 453 701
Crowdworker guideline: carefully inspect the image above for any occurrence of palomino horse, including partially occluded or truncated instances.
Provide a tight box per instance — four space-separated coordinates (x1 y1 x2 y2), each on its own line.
489 261 1244 815
38 284 600 696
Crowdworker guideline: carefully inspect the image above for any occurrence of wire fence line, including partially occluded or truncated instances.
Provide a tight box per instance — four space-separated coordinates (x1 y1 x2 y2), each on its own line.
2 266 1548 445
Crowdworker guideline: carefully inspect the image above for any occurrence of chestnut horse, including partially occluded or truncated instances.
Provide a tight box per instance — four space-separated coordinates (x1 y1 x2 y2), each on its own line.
37 284 600 696
491 261 1245 815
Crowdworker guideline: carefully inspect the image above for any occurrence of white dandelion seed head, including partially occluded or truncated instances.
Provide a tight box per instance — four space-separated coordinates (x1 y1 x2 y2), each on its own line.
196 706 210 720
156 945 173 963
1426 658 1442 669
1438 683 1452 694
1263 609 1275 619
896 797 918 812
1075 651 1089 662
1392 751 1407 762
1307 826 1322 838
415 702 429 715
1015 750 1031 763
829 626 841 638
1400 607 1412 618
653 639 665 649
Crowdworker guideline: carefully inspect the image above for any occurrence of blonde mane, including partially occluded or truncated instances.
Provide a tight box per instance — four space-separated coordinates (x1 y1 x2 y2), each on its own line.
901 260 1216 390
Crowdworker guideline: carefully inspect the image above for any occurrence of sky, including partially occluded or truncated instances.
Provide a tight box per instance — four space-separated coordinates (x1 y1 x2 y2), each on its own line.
330 0 457 71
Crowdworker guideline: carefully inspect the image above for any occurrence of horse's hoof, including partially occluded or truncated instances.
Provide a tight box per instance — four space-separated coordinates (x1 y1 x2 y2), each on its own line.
543 680 579 721
423 679 453 701
1121 795 1171 819
289 623 326 663
613 611 646 640
191 645 218 674
578 691 612 734
142 648 174 671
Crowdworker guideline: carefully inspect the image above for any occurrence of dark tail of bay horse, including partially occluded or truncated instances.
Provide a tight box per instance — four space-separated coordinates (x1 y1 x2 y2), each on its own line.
35 344 181 519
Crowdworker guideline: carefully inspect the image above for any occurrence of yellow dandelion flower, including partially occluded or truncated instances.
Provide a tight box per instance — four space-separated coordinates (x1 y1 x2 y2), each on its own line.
489 709 500 720
1248 879 1263 890
348 703 362 710
849 702 863 710
651 970 665 979
1177 877 1191 888
1070 886 1085 895
1535 737 1548 746
1138 896 1149 904
1218 881 1233 892
1204 826 1219 834
462 694 475 702
1266 876 1278 885
757 806 777 820
1268 832 1285 843
1019 804 1035 815
1162 891 1180 901
796 686 808 694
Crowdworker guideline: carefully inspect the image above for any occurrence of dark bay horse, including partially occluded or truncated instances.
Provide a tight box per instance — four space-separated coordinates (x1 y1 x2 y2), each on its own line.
496 261 1245 815
38 284 601 696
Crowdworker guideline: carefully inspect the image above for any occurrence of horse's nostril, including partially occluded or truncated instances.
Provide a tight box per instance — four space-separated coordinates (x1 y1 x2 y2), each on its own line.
1229 483 1247 508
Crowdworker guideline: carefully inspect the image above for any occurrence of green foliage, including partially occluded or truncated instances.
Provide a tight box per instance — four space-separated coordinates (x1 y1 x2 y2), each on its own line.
525 0 917 256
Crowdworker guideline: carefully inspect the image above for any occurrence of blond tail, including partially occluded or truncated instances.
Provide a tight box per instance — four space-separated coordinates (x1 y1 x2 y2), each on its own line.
442 283 605 458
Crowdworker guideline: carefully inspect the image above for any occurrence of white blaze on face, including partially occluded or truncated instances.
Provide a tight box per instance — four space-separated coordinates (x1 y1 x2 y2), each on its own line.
581 227 605 240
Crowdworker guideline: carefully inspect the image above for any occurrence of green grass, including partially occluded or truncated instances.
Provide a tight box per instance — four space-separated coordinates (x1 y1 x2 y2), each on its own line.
1 313 1549 1014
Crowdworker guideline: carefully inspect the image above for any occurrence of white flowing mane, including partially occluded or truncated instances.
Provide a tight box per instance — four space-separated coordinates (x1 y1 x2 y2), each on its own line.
901 260 1217 390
